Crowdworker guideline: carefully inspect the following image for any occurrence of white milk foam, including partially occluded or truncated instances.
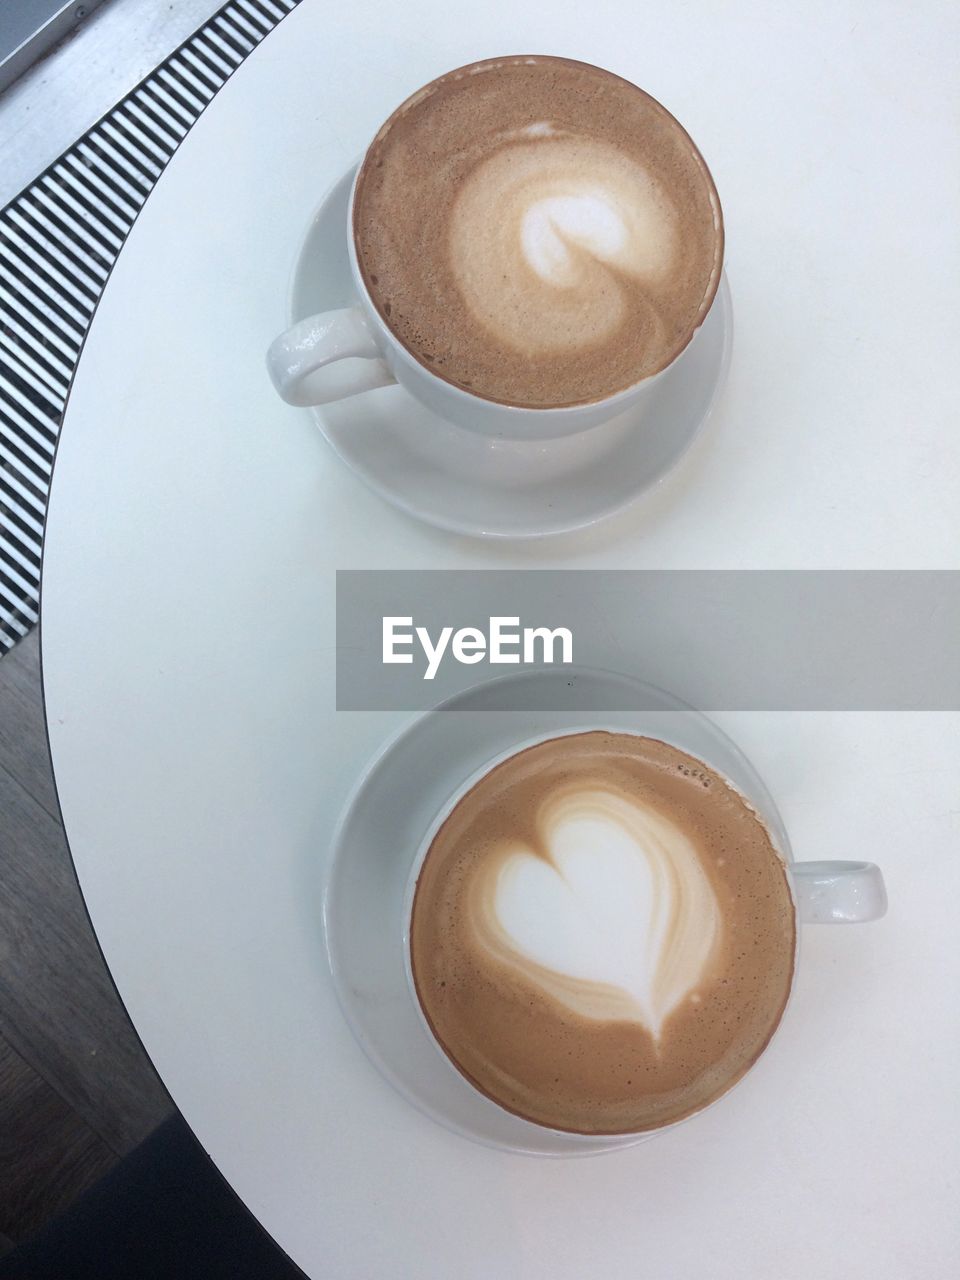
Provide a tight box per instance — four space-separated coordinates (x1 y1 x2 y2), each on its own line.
449 135 678 357
475 788 720 1040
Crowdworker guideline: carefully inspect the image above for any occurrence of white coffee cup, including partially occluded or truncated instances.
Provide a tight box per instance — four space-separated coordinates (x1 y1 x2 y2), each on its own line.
324 669 887 1156
266 83 723 440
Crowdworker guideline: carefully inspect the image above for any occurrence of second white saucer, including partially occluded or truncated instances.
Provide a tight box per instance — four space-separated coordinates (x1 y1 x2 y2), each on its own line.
290 164 733 539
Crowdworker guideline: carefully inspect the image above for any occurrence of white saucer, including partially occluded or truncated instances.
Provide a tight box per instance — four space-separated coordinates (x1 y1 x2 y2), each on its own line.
290 165 733 539
324 668 789 1158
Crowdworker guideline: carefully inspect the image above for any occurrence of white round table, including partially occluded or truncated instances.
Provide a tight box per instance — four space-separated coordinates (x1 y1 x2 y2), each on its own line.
41 1 960 1275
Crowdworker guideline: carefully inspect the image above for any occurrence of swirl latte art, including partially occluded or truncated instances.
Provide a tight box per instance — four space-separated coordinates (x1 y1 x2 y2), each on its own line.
353 57 723 407
410 734 795 1135
449 136 679 357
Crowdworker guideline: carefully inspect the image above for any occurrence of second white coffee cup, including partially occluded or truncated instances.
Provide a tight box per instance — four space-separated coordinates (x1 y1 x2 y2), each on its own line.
266 57 724 440
323 670 886 1156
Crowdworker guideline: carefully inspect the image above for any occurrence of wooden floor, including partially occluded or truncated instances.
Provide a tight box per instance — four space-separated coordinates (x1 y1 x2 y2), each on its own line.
0 630 173 1246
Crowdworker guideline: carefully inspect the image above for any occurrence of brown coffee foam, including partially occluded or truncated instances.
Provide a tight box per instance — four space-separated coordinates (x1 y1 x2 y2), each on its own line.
410 733 795 1135
353 56 723 408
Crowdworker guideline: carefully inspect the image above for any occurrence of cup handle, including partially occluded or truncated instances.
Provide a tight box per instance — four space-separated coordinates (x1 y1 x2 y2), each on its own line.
266 307 396 406
790 860 887 923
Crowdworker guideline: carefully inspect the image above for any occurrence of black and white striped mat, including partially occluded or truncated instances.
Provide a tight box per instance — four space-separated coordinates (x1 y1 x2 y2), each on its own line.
0 0 301 654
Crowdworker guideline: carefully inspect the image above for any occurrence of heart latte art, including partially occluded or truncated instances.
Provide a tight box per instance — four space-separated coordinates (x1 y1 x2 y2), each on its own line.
410 734 796 1135
476 788 720 1040
353 56 723 407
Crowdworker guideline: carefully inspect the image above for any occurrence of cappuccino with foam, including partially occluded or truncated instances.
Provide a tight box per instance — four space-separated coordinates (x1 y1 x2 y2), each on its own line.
409 733 795 1134
353 57 723 408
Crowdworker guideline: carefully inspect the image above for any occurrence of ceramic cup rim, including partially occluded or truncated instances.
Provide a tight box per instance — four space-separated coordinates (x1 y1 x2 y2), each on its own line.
343 53 726 418
400 723 801 1145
